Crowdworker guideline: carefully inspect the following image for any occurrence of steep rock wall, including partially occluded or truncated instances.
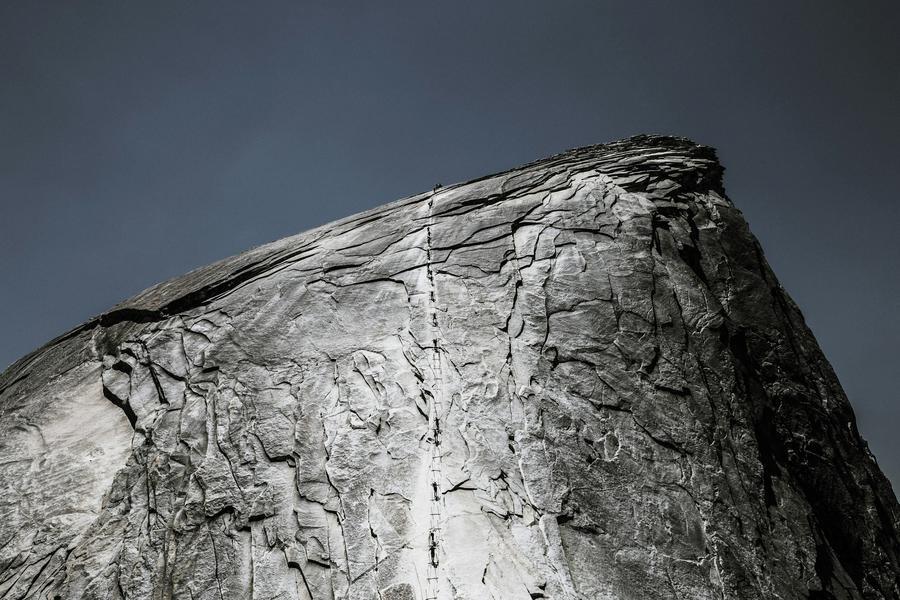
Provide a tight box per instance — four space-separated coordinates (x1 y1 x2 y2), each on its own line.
1 136 897 599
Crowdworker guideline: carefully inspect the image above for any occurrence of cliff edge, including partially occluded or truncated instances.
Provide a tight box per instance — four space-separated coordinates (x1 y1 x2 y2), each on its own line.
1 136 897 599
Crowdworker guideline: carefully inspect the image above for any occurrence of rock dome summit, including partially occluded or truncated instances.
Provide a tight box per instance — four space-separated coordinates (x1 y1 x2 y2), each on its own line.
1 136 898 599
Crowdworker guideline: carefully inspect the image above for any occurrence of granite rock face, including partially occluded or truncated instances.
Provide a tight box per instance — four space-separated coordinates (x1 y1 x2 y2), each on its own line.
1 136 898 600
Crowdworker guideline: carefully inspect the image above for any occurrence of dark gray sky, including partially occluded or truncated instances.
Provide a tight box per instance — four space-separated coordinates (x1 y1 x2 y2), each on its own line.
1 1 898 488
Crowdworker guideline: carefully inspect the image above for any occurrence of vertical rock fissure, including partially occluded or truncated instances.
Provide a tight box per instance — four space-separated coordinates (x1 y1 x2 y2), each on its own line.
424 187 446 600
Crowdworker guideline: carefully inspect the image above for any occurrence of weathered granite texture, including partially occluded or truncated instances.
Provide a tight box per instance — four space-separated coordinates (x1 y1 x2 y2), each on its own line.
1 136 898 600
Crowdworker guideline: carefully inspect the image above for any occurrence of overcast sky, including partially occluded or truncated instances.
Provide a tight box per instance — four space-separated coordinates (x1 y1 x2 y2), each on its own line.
1 1 897 488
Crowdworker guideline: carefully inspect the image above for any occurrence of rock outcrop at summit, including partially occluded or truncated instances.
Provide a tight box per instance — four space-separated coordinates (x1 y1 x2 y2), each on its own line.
0 136 897 599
